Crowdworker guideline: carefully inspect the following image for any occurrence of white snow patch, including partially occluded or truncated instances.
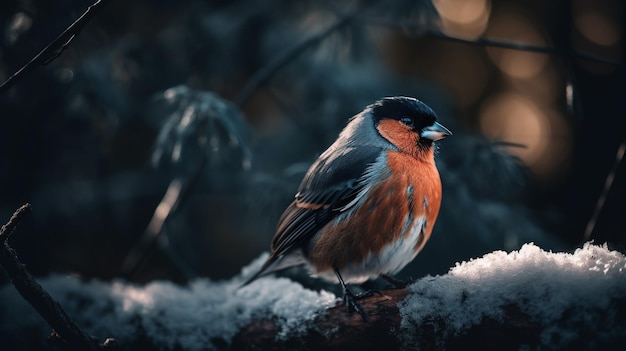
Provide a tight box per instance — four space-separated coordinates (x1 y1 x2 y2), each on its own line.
398 242 626 348
3 243 625 349
0 252 336 350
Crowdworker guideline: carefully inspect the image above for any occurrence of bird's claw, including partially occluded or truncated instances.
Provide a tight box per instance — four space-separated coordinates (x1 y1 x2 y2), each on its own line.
343 289 367 321
342 288 381 321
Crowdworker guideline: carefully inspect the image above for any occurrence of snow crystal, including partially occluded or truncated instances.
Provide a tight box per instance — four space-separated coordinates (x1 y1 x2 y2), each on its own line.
0 252 336 350
398 242 626 348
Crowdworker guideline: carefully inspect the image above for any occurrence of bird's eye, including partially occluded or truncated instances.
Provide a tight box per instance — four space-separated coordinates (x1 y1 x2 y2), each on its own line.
400 117 414 127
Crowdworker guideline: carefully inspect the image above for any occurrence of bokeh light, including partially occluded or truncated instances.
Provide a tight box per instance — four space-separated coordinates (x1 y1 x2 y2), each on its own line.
479 93 548 166
5 12 32 45
434 0 491 38
486 13 549 80
506 64 561 104
571 0 623 75
573 0 622 47
575 12 621 47
479 93 571 179
436 44 490 107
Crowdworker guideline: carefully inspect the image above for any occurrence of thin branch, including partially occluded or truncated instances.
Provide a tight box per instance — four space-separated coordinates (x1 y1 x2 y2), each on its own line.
0 203 31 241
120 179 187 279
120 155 209 281
427 29 620 66
0 0 112 96
0 204 116 350
426 29 560 55
584 141 626 240
233 11 359 107
364 17 621 66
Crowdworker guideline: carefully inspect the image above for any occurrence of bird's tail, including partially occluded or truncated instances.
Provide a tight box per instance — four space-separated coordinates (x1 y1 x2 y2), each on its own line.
239 252 305 288
239 258 276 288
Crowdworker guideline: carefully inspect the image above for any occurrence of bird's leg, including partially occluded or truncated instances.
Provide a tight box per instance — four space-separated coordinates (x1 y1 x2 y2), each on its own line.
334 268 368 320
380 273 413 289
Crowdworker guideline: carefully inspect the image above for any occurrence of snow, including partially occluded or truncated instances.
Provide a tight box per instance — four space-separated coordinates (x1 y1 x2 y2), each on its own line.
1 243 625 350
399 242 626 349
0 252 336 350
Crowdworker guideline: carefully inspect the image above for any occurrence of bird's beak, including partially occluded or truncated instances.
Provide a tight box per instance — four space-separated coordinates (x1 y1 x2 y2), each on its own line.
421 122 452 141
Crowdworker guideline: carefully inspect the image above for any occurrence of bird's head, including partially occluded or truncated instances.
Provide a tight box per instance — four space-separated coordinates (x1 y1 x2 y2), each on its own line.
369 96 451 157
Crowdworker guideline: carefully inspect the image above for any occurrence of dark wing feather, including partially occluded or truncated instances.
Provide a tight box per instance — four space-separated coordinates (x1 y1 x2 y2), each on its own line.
271 145 382 257
240 145 383 287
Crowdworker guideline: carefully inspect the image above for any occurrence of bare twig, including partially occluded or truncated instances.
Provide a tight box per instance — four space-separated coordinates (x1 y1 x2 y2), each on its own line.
424 30 620 66
584 142 626 240
0 204 116 350
426 29 559 54
364 16 620 66
120 156 208 281
233 11 359 107
120 178 191 280
0 204 31 241
0 0 112 95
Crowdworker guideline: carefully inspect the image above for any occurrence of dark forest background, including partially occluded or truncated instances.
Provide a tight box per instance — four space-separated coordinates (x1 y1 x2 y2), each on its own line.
0 0 624 287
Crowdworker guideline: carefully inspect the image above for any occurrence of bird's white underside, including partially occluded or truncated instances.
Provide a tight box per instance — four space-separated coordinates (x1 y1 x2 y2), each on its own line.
311 215 425 283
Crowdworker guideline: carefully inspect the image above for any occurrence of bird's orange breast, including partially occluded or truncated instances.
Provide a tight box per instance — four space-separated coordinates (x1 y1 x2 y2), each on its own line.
308 150 442 272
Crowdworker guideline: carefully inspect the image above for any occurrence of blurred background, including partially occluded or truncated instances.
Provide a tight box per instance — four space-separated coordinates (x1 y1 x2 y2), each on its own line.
0 0 624 286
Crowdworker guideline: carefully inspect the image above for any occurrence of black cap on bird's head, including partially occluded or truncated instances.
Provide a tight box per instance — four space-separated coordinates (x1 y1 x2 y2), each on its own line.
371 97 437 125
370 96 451 144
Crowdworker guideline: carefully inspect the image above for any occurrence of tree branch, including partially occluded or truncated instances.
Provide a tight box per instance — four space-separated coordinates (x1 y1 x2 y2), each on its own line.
0 204 116 350
584 141 626 239
0 0 112 96
233 11 358 107
0 204 31 241
232 287 619 350
424 29 620 66
364 17 621 66
232 289 408 350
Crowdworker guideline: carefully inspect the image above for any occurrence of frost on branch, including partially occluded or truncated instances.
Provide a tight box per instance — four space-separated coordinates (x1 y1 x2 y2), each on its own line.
399 242 626 350
0 253 336 350
1 243 625 350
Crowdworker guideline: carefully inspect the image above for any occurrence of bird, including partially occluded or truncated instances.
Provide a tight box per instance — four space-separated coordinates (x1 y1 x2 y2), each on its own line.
242 96 451 318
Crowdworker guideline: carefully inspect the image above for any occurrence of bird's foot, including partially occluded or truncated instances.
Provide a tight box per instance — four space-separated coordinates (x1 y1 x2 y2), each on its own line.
342 288 382 321
342 288 366 320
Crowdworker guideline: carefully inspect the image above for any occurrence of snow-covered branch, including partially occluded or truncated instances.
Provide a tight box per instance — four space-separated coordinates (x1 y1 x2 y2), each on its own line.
1 240 625 350
0 204 115 350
